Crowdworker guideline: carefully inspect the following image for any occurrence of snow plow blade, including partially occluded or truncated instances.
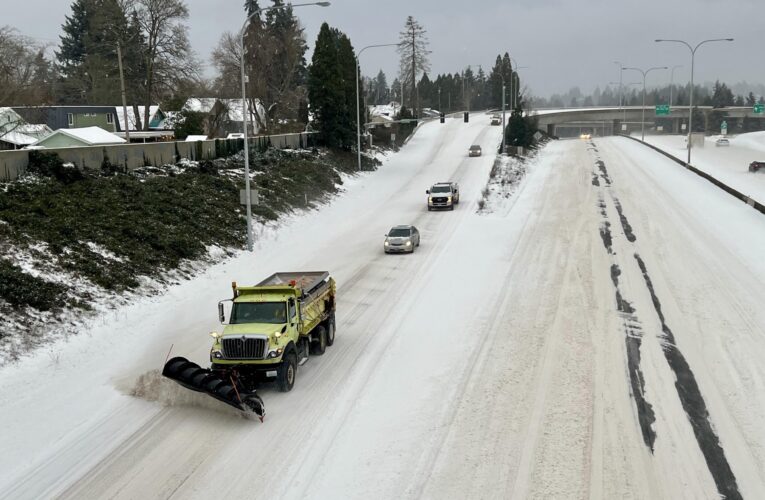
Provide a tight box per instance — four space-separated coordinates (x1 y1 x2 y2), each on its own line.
162 356 264 419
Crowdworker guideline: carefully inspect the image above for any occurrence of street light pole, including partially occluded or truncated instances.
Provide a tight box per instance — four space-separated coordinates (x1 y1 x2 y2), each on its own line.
240 1 330 251
355 43 398 172
669 64 683 109
656 38 733 165
501 82 506 154
614 61 623 112
116 42 130 142
623 66 668 141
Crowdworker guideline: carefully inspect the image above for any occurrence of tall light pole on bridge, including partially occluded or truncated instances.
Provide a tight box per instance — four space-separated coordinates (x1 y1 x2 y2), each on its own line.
669 64 683 110
655 38 733 165
239 1 330 251
622 66 667 141
613 61 624 115
355 43 398 172
609 81 641 132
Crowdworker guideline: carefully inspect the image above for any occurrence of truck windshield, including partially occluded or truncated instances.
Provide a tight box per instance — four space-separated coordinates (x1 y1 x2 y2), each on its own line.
230 302 287 324
430 186 451 193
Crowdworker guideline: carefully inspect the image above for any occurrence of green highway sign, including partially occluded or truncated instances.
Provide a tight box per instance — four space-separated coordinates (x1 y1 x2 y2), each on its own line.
754 103 765 114
655 105 670 116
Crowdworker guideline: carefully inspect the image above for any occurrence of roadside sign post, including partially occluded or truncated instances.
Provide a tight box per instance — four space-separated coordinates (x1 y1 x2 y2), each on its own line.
721 120 728 136
655 104 670 116
754 103 764 114
240 189 259 206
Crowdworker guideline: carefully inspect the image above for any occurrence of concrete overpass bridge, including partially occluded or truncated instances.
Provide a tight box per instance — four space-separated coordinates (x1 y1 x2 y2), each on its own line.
530 106 765 138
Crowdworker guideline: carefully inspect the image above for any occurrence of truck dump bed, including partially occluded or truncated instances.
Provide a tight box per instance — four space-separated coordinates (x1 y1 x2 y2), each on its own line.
256 272 330 296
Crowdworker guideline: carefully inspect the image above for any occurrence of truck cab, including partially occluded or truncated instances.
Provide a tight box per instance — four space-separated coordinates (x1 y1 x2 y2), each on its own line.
427 182 460 211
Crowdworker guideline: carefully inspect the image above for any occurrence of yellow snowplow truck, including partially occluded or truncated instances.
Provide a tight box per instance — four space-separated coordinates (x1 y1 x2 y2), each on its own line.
162 272 336 420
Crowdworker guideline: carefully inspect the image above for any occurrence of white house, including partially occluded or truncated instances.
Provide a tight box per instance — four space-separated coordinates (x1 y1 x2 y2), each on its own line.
29 126 126 149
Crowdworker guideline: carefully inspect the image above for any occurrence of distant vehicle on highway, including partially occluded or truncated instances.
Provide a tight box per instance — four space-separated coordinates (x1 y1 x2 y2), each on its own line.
469 144 482 157
384 225 420 253
490 115 501 126
579 133 591 140
749 161 765 173
427 182 460 210
715 138 730 147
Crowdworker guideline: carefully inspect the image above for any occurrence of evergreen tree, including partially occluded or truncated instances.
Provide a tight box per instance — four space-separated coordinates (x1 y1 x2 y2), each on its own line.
57 0 143 105
746 92 757 106
711 80 734 108
57 0 91 82
418 72 432 109
504 109 538 149
373 70 388 104
244 0 261 16
336 30 358 149
308 23 354 149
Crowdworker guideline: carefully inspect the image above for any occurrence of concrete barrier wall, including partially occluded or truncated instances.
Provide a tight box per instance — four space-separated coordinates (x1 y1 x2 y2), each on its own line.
621 135 765 215
0 132 315 182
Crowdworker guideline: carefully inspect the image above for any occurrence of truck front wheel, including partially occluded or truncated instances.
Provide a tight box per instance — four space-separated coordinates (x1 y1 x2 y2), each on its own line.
277 352 297 392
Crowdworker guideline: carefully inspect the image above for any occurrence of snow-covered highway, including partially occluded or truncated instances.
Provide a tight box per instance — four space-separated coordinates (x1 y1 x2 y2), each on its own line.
1 118 765 499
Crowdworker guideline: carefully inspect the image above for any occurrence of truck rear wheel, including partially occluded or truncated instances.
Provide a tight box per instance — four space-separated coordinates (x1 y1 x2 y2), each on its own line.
326 315 336 346
277 352 297 392
311 326 327 355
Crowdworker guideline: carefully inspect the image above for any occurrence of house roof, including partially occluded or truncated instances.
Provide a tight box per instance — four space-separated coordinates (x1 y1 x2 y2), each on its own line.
113 105 161 131
0 130 37 146
32 126 126 147
181 97 266 123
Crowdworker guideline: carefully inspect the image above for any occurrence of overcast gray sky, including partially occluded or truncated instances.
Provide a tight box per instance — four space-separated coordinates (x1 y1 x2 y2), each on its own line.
7 0 764 97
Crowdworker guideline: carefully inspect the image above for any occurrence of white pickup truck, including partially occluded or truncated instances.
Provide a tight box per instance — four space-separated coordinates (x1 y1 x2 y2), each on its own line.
426 182 460 211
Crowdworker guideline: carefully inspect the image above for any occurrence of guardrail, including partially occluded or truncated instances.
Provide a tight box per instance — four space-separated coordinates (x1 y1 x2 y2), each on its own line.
0 131 316 182
620 135 765 215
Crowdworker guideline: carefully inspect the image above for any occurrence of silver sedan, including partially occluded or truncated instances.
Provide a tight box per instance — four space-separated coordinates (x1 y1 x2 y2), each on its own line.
384 225 421 254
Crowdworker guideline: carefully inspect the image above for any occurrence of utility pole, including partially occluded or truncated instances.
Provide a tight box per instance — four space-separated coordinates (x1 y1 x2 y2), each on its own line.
116 42 130 142
501 83 506 154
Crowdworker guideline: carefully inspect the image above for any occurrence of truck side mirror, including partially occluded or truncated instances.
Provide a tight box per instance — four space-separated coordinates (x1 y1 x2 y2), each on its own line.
426 190 430 194
218 302 225 323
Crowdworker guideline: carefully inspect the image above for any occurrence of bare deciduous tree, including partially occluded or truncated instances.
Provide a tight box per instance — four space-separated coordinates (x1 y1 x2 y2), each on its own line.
397 16 430 116
0 26 52 107
131 0 199 130
238 3 308 133
211 31 242 99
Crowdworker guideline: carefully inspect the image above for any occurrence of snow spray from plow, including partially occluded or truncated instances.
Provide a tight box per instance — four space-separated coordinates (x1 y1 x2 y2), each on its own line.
162 356 265 421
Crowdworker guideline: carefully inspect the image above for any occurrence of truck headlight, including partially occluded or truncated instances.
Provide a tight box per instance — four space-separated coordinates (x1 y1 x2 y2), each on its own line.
428 198 433 205
267 348 283 359
384 241 389 247
405 240 411 247
211 350 223 359
447 196 452 202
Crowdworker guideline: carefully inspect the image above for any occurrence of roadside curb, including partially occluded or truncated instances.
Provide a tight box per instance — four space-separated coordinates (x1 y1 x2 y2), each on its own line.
620 135 765 215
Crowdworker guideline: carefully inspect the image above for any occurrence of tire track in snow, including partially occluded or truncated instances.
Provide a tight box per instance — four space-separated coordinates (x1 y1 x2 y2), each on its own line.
634 253 742 500
590 140 742 500
593 179 657 452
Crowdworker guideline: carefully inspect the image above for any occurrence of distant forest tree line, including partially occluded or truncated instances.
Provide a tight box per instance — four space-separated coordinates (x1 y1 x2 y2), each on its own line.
533 81 764 109
1 3 539 149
